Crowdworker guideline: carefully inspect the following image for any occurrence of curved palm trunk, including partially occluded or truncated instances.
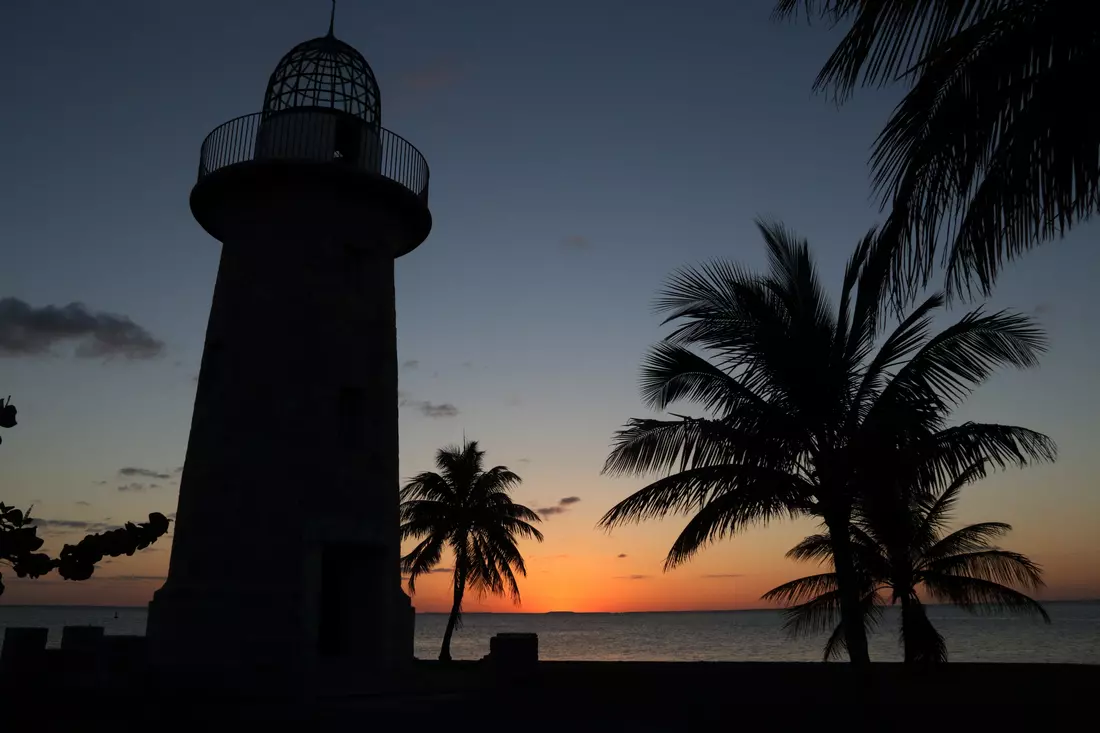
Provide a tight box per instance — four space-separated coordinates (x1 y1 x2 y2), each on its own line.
900 593 945 665
439 566 466 662
826 515 871 666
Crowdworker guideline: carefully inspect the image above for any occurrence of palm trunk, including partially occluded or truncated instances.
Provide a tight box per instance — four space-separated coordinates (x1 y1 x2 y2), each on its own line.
826 515 871 667
900 593 918 664
439 567 465 662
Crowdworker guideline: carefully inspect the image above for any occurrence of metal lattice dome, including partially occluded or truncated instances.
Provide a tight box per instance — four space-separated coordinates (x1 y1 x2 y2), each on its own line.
262 31 381 127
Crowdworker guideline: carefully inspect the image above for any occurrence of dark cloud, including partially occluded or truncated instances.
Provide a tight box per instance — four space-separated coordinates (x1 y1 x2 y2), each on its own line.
0 297 164 359
74 501 91 507
401 359 420 371
29 518 120 533
98 575 166 582
700 574 744 579
1033 303 1053 316
536 496 581 518
617 553 628 559
173 466 184 474
560 235 592 251
516 457 532 465
615 575 651 581
117 483 147 492
461 361 473 369
417 401 459 418
119 467 170 480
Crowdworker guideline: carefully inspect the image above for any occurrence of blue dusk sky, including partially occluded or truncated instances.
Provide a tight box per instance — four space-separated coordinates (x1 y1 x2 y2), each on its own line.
1 0 1098 612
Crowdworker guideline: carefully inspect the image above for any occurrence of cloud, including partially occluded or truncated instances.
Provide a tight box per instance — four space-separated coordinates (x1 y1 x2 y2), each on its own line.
398 60 464 92
29 518 121 533
417 401 459 418
0 297 164 359
401 359 419 371
74 501 91 507
617 553 628 559
615 575 651 581
536 496 581 518
1033 303 1053 316
119 467 170 480
700 574 744 579
93 480 108 486
560 235 592 252
430 567 453 574
516 458 532 465
504 394 522 407
117 483 148 492
98 575 166 582
173 466 184 474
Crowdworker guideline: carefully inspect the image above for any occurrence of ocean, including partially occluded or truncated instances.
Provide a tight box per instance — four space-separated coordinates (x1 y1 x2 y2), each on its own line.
1 602 1097 664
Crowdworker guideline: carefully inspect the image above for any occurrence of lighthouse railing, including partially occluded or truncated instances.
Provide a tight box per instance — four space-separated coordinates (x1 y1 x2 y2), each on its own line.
196 111 430 205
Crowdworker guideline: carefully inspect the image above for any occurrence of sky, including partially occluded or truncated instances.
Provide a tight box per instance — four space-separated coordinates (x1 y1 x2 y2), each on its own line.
2 0 1098 613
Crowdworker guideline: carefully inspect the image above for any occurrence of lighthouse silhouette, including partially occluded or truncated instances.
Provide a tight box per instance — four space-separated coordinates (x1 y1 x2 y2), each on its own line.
146 6 430 695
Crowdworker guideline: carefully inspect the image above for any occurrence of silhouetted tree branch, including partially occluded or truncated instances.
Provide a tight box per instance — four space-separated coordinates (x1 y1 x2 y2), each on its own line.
0 396 171 596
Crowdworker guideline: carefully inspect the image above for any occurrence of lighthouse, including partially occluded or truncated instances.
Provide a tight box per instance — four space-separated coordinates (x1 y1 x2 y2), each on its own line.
146 8 429 694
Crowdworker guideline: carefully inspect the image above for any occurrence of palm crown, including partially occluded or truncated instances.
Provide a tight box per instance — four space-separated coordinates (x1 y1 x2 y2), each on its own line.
400 440 543 660
775 1 1099 298
599 220 1054 664
765 458 1050 662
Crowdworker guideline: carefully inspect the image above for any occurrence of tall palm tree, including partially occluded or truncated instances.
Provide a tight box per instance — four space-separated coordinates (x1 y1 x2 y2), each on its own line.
764 458 1050 663
774 1 1098 299
598 219 1054 665
400 440 543 661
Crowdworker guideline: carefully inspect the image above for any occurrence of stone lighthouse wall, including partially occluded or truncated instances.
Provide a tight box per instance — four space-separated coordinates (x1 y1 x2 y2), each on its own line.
146 184 410 695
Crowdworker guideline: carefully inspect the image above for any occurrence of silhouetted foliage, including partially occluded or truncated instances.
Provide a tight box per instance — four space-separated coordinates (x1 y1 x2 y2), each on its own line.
774 1 1099 300
0 396 170 596
0 396 16 444
400 440 543 661
0 503 170 597
764 458 1050 663
599 220 1053 665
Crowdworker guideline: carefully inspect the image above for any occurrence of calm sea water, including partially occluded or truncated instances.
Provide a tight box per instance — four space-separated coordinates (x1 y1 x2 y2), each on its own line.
1 602 1097 664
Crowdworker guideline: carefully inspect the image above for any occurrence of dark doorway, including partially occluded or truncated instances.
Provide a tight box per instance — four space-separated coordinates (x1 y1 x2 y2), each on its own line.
318 542 386 657
334 118 362 163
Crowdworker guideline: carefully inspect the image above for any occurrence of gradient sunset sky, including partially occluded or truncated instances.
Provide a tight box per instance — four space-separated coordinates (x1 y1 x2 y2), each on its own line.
2 0 1098 613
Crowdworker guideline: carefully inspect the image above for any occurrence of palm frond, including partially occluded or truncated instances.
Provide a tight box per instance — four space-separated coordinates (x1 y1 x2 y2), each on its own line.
639 342 771 415
922 573 1051 622
785 533 835 564
401 534 446 594
918 423 1055 490
474 466 522 495
916 459 988 539
762 572 839 607
598 463 811 531
662 478 808 568
400 472 455 503
923 547 1045 592
875 308 1046 411
602 415 790 478
773 1 1006 100
870 3 1099 297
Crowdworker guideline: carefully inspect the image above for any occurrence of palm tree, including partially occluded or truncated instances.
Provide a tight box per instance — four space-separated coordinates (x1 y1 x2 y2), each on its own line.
400 440 544 661
764 458 1050 663
774 1 1098 299
598 219 1054 665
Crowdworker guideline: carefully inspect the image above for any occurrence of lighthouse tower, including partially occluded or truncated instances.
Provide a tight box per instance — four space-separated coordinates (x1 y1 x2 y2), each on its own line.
146 9 429 695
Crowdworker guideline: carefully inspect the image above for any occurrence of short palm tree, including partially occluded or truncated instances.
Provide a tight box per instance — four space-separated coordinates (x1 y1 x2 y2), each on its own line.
774 1 1098 298
400 440 543 661
598 219 1054 665
764 458 1050 663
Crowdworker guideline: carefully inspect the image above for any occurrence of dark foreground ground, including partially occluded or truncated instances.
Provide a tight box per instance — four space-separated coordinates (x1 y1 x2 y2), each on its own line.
6 661 1097 730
